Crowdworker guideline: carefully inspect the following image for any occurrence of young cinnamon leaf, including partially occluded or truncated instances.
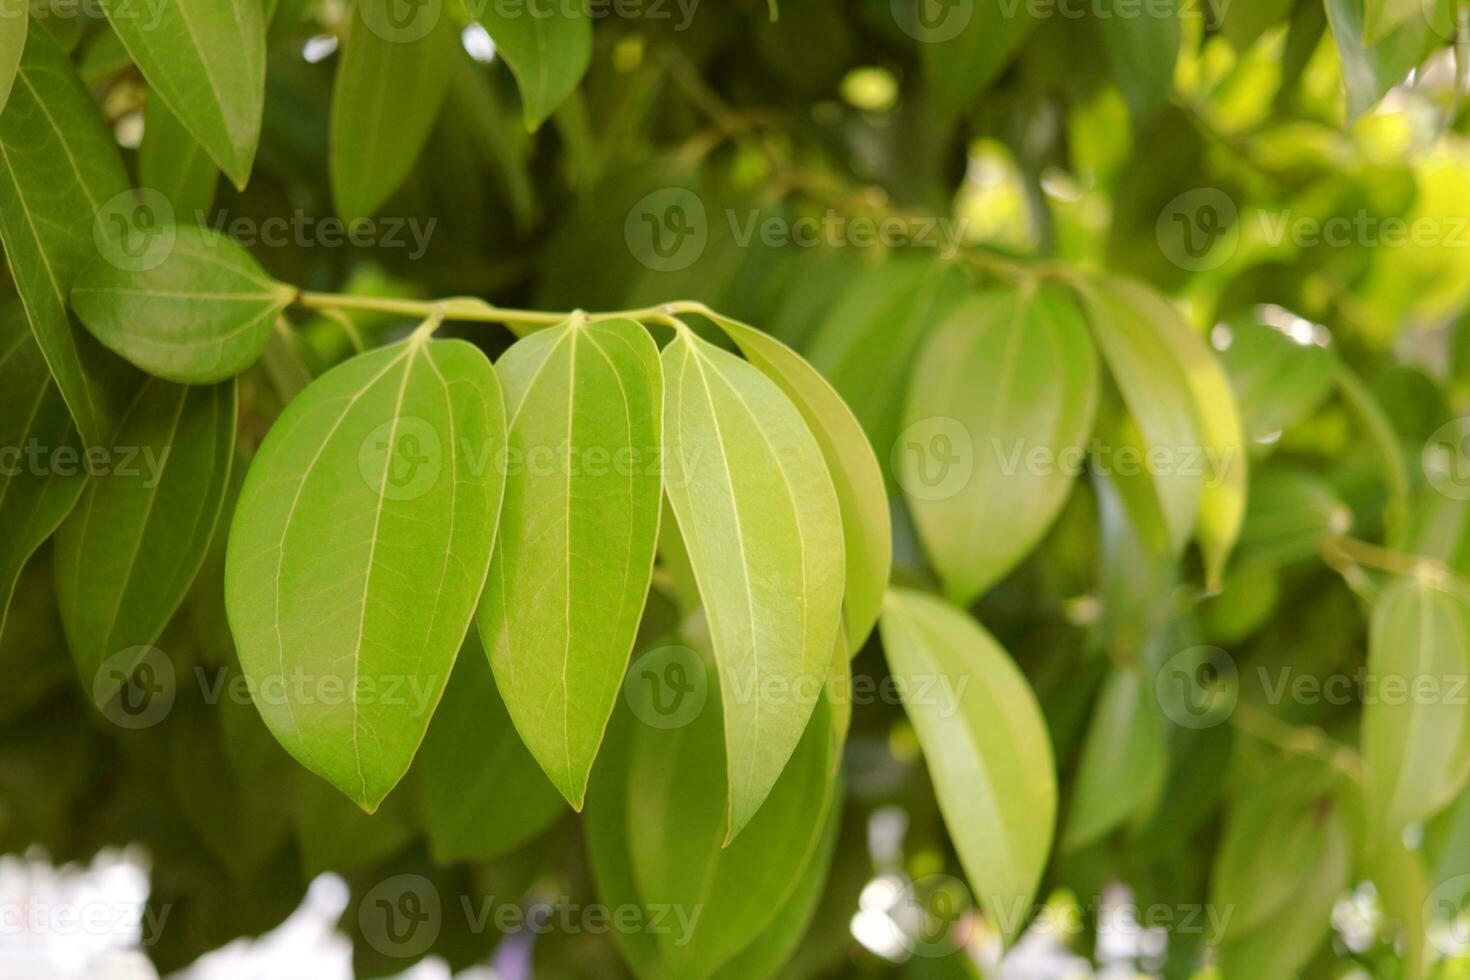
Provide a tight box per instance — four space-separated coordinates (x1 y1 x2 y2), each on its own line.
0 27 141 446
705 309 890 652
225 337 506 810
904 286 1099 606
660 329 844 841
476 0 592 130
477 317 662 809
879 588 1057 946
330 0 457 221
99 0 266 187
55 377 237 704
71 225 295 384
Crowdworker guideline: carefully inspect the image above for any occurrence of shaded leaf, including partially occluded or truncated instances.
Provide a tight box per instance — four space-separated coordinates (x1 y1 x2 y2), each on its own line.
1062 664 1166 851
477 0 592 130
140 95 218 218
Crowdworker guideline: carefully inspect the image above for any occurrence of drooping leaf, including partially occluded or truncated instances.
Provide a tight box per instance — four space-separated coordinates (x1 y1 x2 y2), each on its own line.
705 309 890 651
1076 279 1204 557
0 27 140 446
225 336 506 810
1324 0 1442 119
1217 312 1336 444
477 0 592 130
55 377 236 703
1096 0 1179 121
660 329 844 841
904 286 1099 606
0 0 24 113
140 95 218 218
879 589 1057 946
1363 576 1470 834
585 639 845 979
1062 664 1167 851
477 317 662 808
71 224 296 383
330 0 458 221
1105 279 1246 587
419 635 566 862
99 0 266 187
918 0 1037 119
0 302 87 641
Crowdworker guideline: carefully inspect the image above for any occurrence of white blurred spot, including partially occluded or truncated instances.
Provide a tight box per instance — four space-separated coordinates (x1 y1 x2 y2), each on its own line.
462 23 496 63
302 34 338 63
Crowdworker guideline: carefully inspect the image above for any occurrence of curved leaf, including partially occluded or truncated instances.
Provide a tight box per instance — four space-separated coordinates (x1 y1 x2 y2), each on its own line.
879 588 1057 945
99 0 266 187
707 309 890 651
0 0 24 113
661 329 844 841
904 286 1099 605
225 336 506 810
477 0 592 130
71 224 295 384
330 0 457 220
478 317 662 808
1217 313 1335 444
56 377 236 703
1062 663 1166 851
0 26 139 445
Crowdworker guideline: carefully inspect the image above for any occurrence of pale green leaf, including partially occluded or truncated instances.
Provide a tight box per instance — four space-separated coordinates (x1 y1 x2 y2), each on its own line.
1062 664 1166 851
71 224 295 384
904 286 1099 606
1325 0 1441 119
660 329 844 841
706 309 890 651
0 0 24 113
225 336 506 810
1106 279 1246 587
1217 313 1336 444
100 0 266 187
879 589 1057 946
0 302 87 642
1365 0 1428 41
1368 833 1430 980
0 27 141 445
330 0 457 221
1364 576 1470 834
419 634 566 862
1076 279 1204 557
55 377 236 703
477 317 662 808
477 0 592 130
140 95 218 217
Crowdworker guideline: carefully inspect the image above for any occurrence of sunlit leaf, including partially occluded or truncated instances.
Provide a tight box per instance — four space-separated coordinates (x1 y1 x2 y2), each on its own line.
477 0 592 130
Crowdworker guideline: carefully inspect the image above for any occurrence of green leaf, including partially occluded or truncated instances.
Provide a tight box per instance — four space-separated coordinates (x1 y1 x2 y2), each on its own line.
585 639 846 978
1217 313 1336 444
1324 0 1441 119
477 317 662 808
140 95 218 217
0 302 87 641
477 0 592 130
1096 0 1179 121
705 309 891 651
71 224 295 384
660 329 845 841
0 0 24 113
293 766 418 877
1365 0 1428 41
419 634 566 862
330 0 457 221
918 1 1037 119
0 27 140 446
904 286 1099 606
1061 664 1166 851
1230 466 1349 574
55 377 236 703
1106 279 1247 587
1363 576 1470 834
225 336 506 810
0 546 73 727
878 589 1057 946
1076 279 1204 558
99 0 266 187
1367 833 1430 980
